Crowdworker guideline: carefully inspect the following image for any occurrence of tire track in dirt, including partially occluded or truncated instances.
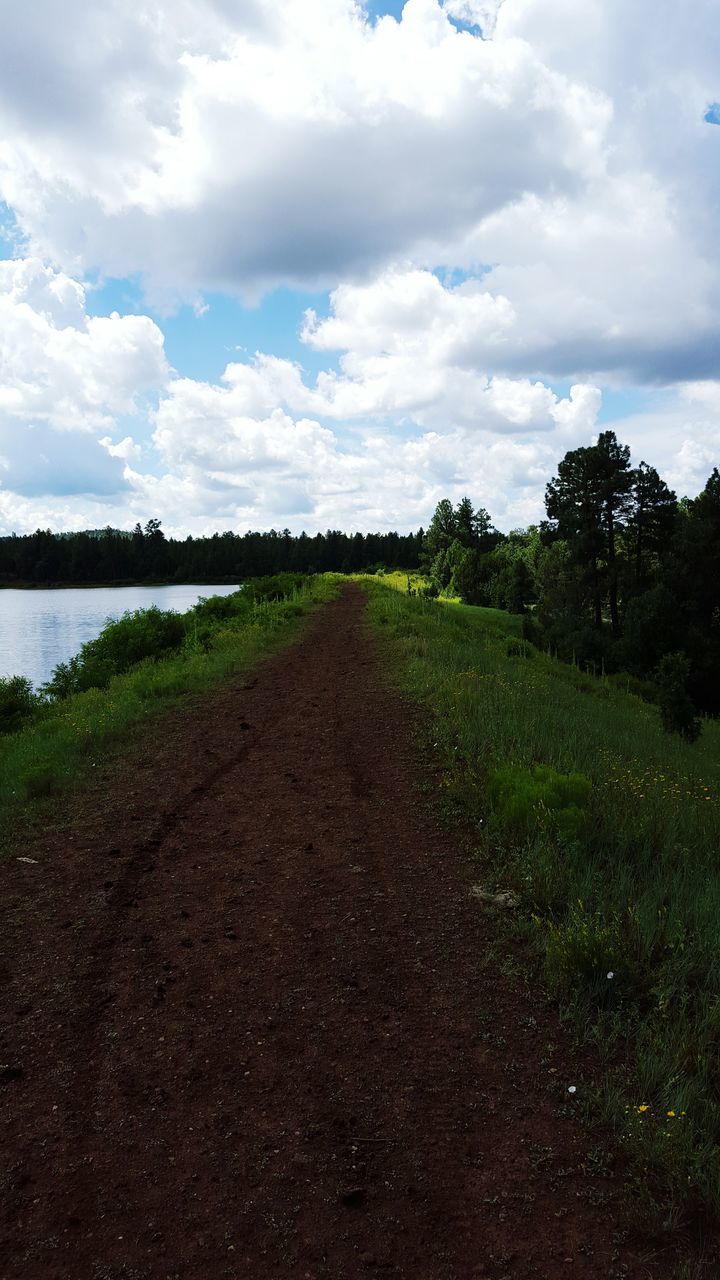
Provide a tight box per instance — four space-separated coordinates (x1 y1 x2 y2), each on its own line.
1 585 658 1278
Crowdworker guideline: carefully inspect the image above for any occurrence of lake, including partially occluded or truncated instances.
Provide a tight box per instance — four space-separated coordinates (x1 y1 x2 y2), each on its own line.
0 584 240 690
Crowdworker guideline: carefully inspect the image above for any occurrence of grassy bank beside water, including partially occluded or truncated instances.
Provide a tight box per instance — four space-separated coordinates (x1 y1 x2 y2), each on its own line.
0 573 338 852
364 574 720 1232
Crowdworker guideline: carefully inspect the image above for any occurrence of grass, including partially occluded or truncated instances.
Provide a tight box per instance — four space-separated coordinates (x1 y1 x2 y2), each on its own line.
362 575 720 1231
0 574 338 853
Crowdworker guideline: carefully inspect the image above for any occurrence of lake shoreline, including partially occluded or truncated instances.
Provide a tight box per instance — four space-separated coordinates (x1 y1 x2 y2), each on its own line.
0 582 242 689
0 578 241 591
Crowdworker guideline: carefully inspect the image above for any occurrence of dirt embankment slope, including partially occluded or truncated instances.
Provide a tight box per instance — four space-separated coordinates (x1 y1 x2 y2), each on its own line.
1 585 654 1278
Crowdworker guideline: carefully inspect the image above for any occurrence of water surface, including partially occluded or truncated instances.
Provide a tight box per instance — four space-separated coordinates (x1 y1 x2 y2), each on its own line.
0 584 239 689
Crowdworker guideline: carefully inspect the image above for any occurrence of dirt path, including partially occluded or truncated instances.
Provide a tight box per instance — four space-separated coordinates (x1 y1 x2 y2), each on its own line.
1 585 655 1279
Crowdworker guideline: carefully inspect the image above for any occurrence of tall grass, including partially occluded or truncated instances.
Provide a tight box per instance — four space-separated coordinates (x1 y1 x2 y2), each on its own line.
364 577 720 1223
0 574 338 850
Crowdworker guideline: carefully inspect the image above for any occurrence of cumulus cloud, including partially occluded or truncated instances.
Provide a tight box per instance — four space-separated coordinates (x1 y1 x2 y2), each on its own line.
0 0 609 303
0 258 167 500
0 258 167 433
1 0 717 384
300 267 601 428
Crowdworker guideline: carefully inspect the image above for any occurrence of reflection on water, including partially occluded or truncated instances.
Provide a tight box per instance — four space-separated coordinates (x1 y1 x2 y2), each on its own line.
0 584 239 689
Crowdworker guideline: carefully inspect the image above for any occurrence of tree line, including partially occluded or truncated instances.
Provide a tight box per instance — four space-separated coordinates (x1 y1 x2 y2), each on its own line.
0 523 424 585
421 432 719 729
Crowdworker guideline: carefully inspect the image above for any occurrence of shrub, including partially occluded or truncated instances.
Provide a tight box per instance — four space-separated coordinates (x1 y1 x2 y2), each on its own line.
43 607 185 698
488 762 591 841
191 590 248 622
0 675 38 734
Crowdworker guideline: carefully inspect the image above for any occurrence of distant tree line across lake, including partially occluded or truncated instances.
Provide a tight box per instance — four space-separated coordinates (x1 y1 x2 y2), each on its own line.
1 429 717 718
0 520 424 585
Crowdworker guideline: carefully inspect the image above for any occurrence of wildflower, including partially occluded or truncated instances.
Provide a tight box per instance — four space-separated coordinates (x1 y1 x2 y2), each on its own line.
637 1104 649 1113
607 971 614 980
567 1085 577 1095
667 1110 676 1117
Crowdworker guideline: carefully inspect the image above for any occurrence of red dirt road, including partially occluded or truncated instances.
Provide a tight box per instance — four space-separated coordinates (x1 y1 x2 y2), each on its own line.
1 586 655 1278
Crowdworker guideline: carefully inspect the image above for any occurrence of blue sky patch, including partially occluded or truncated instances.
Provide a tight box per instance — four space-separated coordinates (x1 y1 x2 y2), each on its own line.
704 102 720 125
364 0 406 21
85 277 339 386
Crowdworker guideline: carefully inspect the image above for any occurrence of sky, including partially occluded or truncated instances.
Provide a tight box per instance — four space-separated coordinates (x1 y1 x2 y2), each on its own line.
0 0 718 538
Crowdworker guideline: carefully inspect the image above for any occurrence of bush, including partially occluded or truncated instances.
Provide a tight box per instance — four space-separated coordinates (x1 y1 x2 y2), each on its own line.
191 590 248 622
656 652 701 743
0 675 38 734
488 763 591 842
43 607 186 698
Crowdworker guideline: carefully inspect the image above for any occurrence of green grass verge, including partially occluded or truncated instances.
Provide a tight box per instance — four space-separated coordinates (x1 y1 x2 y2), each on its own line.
0 574 339 853
362 575 720 1229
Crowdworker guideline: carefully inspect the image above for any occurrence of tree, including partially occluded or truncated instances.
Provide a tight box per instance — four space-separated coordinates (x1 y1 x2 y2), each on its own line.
422 499 457 566
626 462 677 590
545 431 634 633
454 497 496 549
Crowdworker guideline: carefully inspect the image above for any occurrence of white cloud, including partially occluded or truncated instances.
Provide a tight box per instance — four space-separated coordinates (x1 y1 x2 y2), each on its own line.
299 266 601 429
2 1 717 383
100 435 143 462
444 1 505 37
0 0 610 303
0 258 167 501
0 258 168 433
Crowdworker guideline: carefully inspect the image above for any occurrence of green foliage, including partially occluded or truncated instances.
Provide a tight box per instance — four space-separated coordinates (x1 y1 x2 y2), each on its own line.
488 763 591 841
421 497 500 587
656 652 702 743
43 607 186 697
0 676 38 735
